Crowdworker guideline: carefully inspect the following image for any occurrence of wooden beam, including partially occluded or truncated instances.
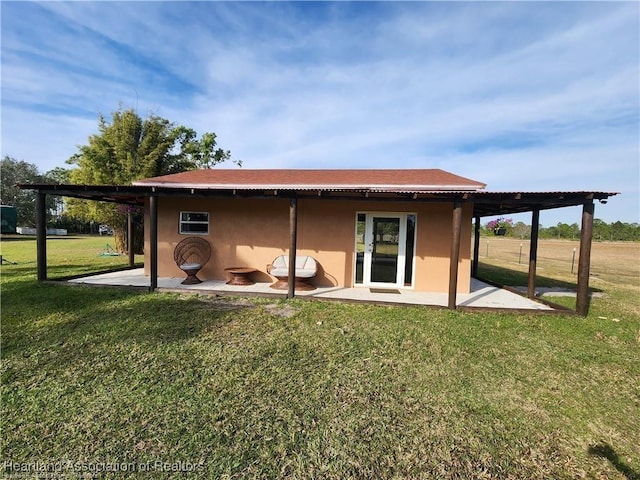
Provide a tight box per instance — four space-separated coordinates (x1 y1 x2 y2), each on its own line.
127 210 135 268
36 192 47 281
448 201 463 310
149 196 158 291
288 197 298 299
472 216 480 278
576 201 595 316
527 209 540 298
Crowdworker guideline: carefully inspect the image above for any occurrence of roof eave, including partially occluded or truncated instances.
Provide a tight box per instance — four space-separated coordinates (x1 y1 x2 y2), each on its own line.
131 181 486 192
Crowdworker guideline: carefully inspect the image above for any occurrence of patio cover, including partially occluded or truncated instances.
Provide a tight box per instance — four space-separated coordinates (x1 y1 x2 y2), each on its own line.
19 182 615 218
19 170 618 316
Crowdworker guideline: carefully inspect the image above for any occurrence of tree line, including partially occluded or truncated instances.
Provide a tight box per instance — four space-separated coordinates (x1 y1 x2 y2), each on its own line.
5 160 637 244
479 220 640 242
0 158 67 230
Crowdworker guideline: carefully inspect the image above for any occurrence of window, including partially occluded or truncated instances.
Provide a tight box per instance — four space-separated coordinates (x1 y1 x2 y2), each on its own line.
179 212 209 235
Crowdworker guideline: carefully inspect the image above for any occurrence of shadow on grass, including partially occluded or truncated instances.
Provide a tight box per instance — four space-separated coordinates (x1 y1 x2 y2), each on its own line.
0 235 89 242
588 443 639 480
1 263 136 281
2 275 256 361
1 235 39 242
477 262 603 293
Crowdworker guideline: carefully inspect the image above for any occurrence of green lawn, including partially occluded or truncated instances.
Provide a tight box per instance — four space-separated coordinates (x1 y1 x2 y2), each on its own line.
1 236 639 478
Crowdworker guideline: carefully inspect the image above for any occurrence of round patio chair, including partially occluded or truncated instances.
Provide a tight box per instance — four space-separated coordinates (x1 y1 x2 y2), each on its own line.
173 237 211 285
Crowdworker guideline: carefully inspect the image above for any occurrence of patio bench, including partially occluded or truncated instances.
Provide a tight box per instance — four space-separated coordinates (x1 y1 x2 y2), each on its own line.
267 255 317 290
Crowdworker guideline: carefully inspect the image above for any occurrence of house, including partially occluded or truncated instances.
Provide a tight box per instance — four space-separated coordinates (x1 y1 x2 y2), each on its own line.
132 169 485 295
21 168 617 315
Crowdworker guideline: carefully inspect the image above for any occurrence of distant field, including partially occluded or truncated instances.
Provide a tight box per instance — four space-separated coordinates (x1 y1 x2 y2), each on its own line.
475 235 640 317
475 236 640 286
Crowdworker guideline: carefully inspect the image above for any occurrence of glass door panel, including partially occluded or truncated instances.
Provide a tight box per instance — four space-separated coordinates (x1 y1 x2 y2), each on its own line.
370 217 400 284
354 212 415 288
404 214 416 286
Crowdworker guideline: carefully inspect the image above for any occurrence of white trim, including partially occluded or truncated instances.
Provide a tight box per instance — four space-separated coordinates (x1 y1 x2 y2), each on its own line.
354 213 366 286
354 212 417 289
179 211 209 235
133 181 484 191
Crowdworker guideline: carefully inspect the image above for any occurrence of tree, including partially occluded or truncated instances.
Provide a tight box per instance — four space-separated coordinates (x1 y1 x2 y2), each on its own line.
43 167 73 218
555 222 579 240
0 157 74 227
44 167 72 184
512 221 531 239
0 156 45 227
592 218 610 241
66 107 237 252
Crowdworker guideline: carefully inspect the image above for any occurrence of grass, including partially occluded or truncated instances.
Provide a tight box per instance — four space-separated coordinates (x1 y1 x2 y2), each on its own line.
0 235 144 279
1 235 639 478
476 236 640 317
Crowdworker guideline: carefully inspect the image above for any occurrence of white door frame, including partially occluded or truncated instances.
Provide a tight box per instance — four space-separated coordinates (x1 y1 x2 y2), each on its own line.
356 212 414 288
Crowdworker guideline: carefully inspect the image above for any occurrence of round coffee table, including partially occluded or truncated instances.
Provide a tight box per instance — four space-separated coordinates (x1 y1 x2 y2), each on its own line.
224 267 257 286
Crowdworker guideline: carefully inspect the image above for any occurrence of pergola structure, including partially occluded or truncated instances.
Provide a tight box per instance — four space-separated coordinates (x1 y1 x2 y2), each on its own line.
21 182 617 316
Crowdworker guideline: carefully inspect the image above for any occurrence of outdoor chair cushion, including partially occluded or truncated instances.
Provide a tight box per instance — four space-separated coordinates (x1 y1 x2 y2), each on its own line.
268 255 317 278
180 262 202 271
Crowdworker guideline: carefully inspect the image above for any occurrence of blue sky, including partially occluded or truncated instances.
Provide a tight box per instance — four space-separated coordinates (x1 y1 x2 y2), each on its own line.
2 1 638 226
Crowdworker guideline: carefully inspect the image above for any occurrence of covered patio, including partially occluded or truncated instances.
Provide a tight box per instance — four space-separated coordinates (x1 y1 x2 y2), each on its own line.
67 268 556 312
21 175 617 316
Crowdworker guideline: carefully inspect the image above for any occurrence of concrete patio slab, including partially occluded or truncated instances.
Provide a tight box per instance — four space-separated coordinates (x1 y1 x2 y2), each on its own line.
68 269 554 311
512 286 605 298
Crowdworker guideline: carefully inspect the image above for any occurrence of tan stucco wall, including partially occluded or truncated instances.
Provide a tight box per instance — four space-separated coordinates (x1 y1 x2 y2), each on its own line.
144 197 472 293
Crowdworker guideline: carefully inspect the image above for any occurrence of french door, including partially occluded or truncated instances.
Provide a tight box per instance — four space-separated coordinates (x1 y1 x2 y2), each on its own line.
355 213 416 288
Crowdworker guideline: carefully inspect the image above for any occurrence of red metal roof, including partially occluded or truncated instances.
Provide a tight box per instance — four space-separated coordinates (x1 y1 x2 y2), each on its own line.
133 169 486 191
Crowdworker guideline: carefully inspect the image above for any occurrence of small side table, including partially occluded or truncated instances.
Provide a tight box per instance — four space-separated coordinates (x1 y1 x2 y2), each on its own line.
224 267 257 286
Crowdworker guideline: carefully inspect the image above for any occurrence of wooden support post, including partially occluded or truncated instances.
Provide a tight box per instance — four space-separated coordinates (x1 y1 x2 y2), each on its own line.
472 216 480 278
150 196 158 291
288 197 298 299
127 210 135 268
527 209 540 298
576 201 595 316
448 202 463 310
36 192 47 281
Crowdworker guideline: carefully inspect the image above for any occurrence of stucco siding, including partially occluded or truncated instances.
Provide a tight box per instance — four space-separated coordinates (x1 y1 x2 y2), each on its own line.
144 197 472 293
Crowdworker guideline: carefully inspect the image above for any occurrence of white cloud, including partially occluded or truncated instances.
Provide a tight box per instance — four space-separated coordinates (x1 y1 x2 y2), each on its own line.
1 1 638 223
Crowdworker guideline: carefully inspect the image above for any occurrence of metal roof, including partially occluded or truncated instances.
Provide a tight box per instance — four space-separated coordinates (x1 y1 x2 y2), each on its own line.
18 182 617 218
132 168 487 191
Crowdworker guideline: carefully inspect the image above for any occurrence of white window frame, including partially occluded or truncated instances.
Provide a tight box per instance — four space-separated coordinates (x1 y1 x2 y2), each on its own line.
179 211 209 235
